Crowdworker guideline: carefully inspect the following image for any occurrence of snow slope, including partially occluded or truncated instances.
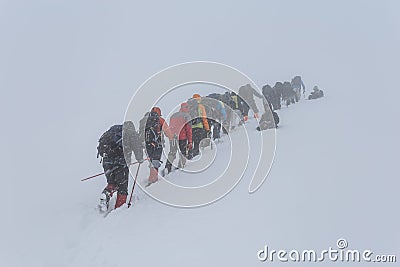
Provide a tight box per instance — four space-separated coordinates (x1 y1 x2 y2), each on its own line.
5 92 398 267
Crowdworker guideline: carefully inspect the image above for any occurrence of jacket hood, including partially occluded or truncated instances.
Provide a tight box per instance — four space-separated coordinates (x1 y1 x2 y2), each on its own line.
151 107 161 116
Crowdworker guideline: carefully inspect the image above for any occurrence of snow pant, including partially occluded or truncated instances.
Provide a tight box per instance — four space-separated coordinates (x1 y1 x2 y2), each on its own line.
102 161 129 196
228 109 243 128
223 108 232 134
166 138 188 170
294 87 301 102
283 92 296 106
285 96 295 106
271 96 281 110
190 127 207 158
145 143 163 183
212 120 221 139
146 143 163 169
240 100 250 117
273 111 279 126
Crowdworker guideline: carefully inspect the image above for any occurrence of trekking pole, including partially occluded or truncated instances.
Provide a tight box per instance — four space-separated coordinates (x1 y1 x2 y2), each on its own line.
81 172 104 182
81 161 141 182
128 162 142 208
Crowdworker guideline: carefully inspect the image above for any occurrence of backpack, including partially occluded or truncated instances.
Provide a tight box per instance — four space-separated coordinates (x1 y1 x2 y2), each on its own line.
97 125 123 158
145 111 160 130
262 85 273 98
143 111 162 146
207 93 221 101
291 76 302 87
187 98 202 125
220 93 235 109
259 111 280 130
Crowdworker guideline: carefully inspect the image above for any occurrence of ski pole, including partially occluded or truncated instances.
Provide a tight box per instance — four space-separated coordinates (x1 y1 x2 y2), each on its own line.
81 161 141 182
128 162 142 208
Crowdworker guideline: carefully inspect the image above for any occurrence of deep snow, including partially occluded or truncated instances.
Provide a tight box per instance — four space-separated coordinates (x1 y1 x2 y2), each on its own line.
4 93 399 267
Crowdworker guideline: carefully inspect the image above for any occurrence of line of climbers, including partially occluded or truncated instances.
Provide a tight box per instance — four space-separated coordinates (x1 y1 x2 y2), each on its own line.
95 76 324 211
261 76 324 111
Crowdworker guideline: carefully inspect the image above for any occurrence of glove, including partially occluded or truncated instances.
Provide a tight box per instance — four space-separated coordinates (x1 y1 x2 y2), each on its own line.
187 142 193 150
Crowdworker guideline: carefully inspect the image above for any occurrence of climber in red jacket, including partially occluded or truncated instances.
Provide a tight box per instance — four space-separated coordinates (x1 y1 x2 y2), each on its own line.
164 102 193 174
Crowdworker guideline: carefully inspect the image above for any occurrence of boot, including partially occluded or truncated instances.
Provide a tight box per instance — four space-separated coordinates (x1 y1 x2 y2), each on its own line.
115 194 127 209
98 190 111 213
98 184 116 212
165 162 172 174
178 156 186 169
148 167 159 185
104 184 116 197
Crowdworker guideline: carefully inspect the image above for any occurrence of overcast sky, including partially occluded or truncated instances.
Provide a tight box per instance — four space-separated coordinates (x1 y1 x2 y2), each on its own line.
2 0 399 122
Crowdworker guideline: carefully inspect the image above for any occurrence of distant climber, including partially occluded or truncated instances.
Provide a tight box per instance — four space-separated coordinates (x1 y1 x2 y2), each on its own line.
282 81 296 107
291 75 306 101
256 103 280 131
308 86 324 100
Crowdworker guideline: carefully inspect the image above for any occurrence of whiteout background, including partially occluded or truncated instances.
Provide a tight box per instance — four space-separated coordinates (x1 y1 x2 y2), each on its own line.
1 1 399 266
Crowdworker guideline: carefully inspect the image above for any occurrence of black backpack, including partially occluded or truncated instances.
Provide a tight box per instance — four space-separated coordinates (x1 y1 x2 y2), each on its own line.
97 125 123 158
220 92 235 109
262 85 273 98
145 111 160 130
291 76 302 87
143 111 162 146
207 93 221 101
